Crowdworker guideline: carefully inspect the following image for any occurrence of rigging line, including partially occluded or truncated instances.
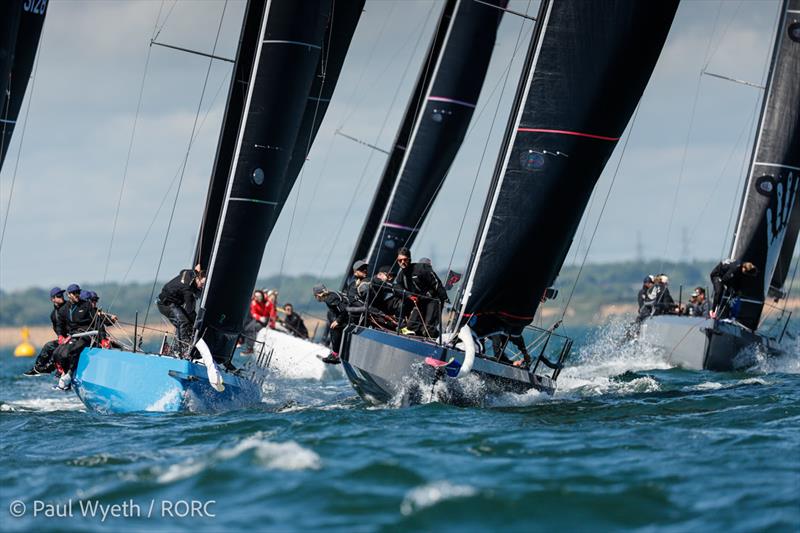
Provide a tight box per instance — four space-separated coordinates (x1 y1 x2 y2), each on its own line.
316 2 438 280
659 1 725 270
105 74 229 314
703 0 745 71
102 41 157 284
685 106 753 247
277 0 338 290
152 0 177 42
102 0 168 283
143 1 229 326
337 0 400 128
559 106 641 322
445 1 534 330
0 16 47 257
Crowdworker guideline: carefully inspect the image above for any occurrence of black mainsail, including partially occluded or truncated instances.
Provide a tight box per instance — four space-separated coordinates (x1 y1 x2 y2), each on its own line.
194 0 264 272
0 0 47 171
361 0 506 276
343 0 458 286
196 0 332 362
457 0 679 336
194 0 363 272
729 0 800 329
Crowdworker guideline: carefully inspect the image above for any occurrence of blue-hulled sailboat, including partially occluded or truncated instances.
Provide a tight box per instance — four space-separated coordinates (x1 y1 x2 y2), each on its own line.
72 0 336 413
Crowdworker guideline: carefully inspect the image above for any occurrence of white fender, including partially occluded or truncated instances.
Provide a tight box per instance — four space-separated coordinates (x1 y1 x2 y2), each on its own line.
195 338 225 392
456 325 476 378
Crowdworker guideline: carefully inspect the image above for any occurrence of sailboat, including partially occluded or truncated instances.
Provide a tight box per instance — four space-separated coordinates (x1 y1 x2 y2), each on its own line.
340 0 679 405
256 0 505 379
0 0 47 172
72 0 337 413
640 0 799 371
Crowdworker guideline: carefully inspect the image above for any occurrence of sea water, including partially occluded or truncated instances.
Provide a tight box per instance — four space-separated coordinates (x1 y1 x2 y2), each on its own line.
1 324 798 532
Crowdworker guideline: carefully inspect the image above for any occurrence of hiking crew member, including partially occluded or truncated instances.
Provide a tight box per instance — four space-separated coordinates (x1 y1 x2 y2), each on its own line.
281 303 309 339
242 290 270 354
24 287 67 376
393 247 448 336
313 284 347 364
347 260 371 324
368 266 402 321
52 284 97 390
709 260 758 318
157 268 206 354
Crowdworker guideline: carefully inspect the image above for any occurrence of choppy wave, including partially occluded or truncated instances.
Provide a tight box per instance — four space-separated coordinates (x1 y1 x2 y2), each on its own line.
400 481 478 516
156 432 320 484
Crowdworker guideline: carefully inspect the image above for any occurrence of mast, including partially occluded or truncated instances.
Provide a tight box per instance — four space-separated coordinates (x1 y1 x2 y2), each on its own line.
729 0 800 329
342 0 458 289
455 0 678 336
362 0 506 278
196 0 332 363
0 0 47 172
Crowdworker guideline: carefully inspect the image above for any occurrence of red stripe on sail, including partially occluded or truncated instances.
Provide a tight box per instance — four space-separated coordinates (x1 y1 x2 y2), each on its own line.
517 127 619 141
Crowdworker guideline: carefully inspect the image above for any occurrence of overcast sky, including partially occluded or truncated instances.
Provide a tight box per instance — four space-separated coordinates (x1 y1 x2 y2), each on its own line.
0 0 790 291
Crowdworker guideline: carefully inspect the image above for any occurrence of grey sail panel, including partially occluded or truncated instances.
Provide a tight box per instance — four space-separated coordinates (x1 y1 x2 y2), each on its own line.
768 203 799 298
194 0 264 272
197 0 332 363
342 0 458 289
366 0 505 276
458 0 678 336
0 0 47 171
730 0 800 329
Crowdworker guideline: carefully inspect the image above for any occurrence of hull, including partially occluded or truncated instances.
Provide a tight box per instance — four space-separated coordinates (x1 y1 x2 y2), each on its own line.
341 327 555 406
639 315 781 371
73 348 262 413
253 328 343 380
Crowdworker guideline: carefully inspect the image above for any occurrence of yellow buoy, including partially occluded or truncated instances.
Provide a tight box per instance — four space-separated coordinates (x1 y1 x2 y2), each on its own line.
14 327 36 357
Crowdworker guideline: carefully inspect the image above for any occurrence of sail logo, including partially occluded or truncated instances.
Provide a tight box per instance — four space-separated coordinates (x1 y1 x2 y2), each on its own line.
22 0 47 15
764 171 799 292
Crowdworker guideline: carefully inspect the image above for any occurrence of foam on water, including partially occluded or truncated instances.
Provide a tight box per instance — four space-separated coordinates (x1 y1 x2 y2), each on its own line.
156 432 320 484
1 395 85 412
145 387 183 412
400 481 478 516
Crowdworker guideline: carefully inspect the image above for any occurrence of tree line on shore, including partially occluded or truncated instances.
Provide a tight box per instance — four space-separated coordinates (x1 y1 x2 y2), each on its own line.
0 261 725 327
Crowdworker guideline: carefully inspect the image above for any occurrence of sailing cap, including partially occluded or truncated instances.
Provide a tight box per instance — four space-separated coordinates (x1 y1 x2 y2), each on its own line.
50 287 64 298
643 275 654 284
88 291 99 301
352 259 368 272
419 257 432 265
691 289 700 297
312 284 327 296
67 283 81 293
79 290 91 301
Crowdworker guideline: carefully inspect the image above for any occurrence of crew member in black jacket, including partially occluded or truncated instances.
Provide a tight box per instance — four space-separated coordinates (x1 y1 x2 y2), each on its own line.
23 287 68 376
52 284 97 390
281 303 309 339
313 284 348 364
709 260 758 317
157 268 206 353
393 247 448 336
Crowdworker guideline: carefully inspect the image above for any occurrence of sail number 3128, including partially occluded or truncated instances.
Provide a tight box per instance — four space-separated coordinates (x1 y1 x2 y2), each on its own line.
23 0 47 15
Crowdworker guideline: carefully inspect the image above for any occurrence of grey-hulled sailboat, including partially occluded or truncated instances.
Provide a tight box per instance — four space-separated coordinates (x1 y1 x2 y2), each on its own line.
341 0 679 405
640 0 799 371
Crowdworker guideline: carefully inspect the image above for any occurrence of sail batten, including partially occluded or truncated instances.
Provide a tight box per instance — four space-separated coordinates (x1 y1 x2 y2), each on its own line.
456 0 679 336
729 0 800 328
